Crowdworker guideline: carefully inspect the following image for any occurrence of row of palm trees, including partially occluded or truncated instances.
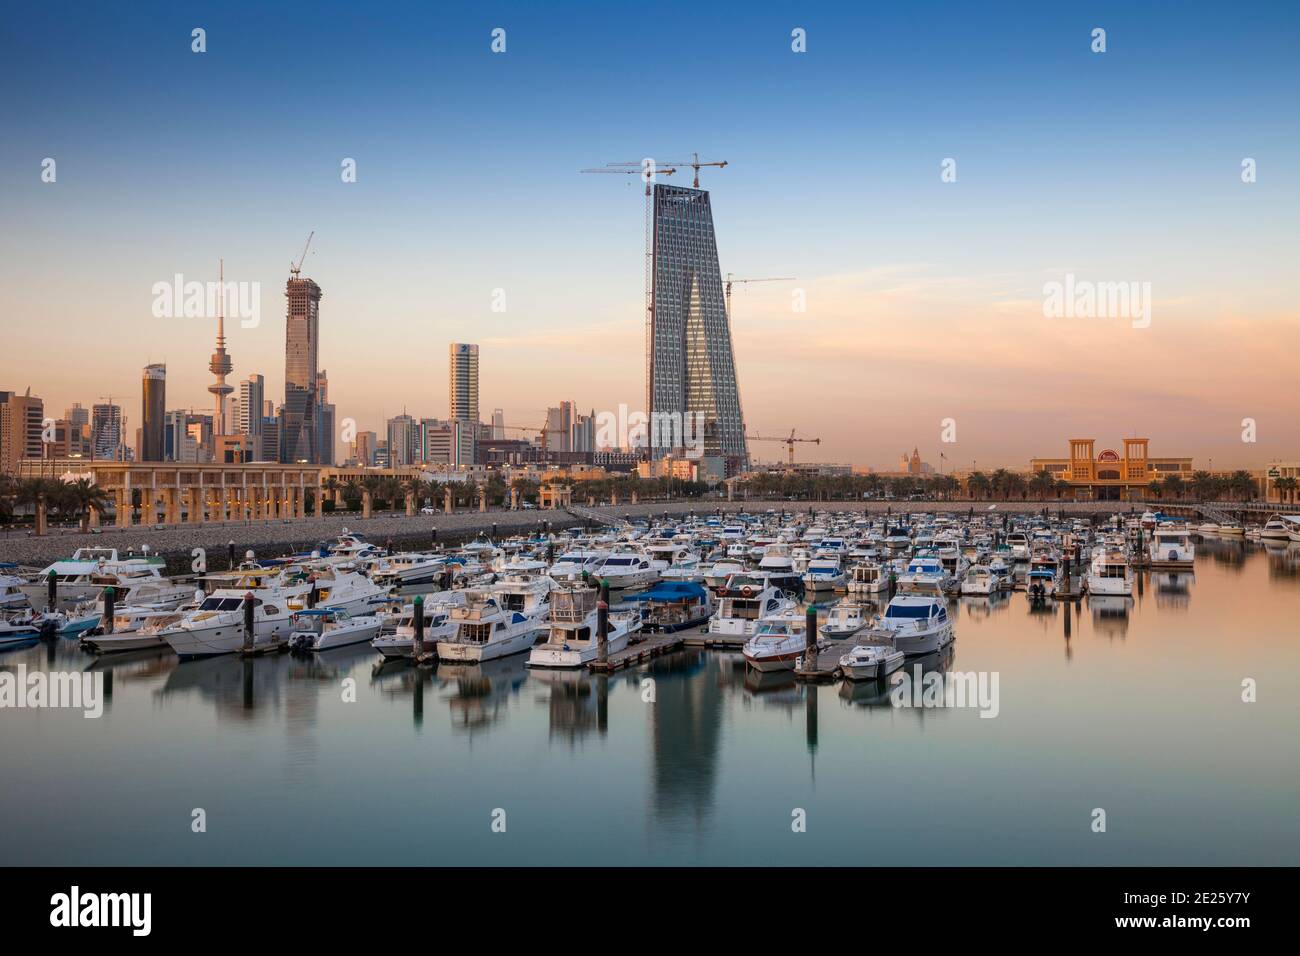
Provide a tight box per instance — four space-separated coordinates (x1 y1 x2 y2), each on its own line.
1144 469 1261 502
0 475 112 532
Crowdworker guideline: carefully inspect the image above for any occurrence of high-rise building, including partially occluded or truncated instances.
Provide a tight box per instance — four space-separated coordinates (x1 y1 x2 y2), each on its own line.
91 403 124 460
386 413 419 467
316 370 335 466
545 402 574 452
238 375 264 439
491 408 505 440
572 410 596 454
282 272 322 463
0 389 45 473
647 183 748 469
208 260 234 438
164 410 199 462
449 343 479 423
141 363 166 461
352 430 376 467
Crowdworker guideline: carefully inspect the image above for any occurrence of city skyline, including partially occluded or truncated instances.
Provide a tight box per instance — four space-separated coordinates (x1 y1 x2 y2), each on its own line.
2 2 1298 469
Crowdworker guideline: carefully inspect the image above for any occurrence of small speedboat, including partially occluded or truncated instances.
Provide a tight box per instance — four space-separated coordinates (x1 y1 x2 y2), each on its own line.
0 619 41 648
839 643 905 681
818 600 868 639
741 617 811 673
288 608 383 652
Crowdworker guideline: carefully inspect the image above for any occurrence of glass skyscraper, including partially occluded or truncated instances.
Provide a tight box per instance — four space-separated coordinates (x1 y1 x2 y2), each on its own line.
647 183 748 469
281 276 321 463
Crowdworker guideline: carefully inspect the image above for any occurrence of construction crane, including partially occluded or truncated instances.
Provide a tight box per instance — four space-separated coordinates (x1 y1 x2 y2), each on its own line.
500 424 548 452
580 165 678 196
724 274 796 315
599 152 728 189
290 230 314 277
745 429 821 465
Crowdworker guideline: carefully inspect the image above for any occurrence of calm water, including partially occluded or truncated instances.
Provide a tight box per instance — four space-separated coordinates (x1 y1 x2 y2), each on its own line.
3 537 1299 866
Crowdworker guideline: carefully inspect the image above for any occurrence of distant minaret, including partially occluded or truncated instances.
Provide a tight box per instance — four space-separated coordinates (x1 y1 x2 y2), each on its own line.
208 259 234 436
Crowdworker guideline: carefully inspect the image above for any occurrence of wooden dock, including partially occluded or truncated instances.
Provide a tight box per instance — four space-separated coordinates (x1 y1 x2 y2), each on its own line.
793 636 857 683
587 631 685 673
682 626 746 649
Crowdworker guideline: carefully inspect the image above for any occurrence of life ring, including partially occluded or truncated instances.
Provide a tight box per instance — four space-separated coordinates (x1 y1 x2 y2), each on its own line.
741 585 754 597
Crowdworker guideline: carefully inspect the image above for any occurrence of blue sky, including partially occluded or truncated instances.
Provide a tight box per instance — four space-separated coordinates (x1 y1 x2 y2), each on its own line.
2 1 1298 466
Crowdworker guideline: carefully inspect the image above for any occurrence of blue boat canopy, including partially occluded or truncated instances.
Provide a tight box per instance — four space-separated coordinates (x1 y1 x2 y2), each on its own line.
627 581 709 602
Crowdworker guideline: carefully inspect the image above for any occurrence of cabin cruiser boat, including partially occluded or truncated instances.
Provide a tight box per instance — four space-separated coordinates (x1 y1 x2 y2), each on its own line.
548 550 607 583
1218 522 1245 537
325 528 385 560
818 599 869 638
862 595 954 655
847 560 891 595
802 553 847 592
1197 522 1220 535
1005 532 1031 561
0 617 42 647
288 608 383 652
80 604 193 653
1283 515 1300 543
369 552 448 592
19 547 169 610
526 586 641 668
702 560 746 592
628 581 714 633
372 595 466 659
757 543 803 591
437 592 549 662
1148 524 1196 569
592 552 658 591
161 590 295 658
643 541 701 578
1259 515 1293 542
707 575 798 638
839 642 906 681
741 616 811 673
960 564 998 596
1087 545 1133 596
0 566 30 610
1026 567 1056 600
896 555 950 595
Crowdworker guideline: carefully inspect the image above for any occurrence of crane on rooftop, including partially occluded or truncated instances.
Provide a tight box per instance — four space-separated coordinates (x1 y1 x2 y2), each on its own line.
724 274 797 315
745 429 821 466
290 231 314 278
580 165 678 196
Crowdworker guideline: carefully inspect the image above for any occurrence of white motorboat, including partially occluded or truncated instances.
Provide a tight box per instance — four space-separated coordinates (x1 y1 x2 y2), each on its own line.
372 596 464 659
592 551 658 590
437 593 549 662
741 617 811 673
1218 522 1245 537
846 560 891 595
839 642 905 681
707 574 797 639
896 555 950 595
818 599 869 638
802 553 847 592
862 595 954 655
288 608 383 651
1148 524 1195 569
1087 544 1133 596
1197 522 1220 535
526 586 640 669
19 547 169 610
547 549 607 584
1259 516 1291 542
702 560 746 592
960 564 998 596
161 590 295 658
0 565 30 610
369 552 449 591
1005 532 1031 561
757 543 803 591
80 594 202 654
0 618 41 647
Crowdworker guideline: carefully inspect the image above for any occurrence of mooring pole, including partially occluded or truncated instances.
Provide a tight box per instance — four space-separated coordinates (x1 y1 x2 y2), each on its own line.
242 591 255 652
413 594 425 659
46 568 57 612
597 578 610 664
102 585 116 634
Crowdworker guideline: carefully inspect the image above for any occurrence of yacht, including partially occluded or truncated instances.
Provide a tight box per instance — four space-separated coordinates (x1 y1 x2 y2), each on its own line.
846 560 891 595
1218 522 1245 537
526 586 640 669
0 618 42 647
368 552 449 592
1005 532 1031 561
802 552 847 592
741 616 811 673
1087 545 1134 596
1259 515 1292 542
896 555 950 595
288 608 383 652
162 590 296 658
437 592 549 662
0 565 30 610
707 575 797 639
960 564 999 596
592 552 658 591
839 642 906 681
546 550 607 584
1148 524 1195 569
372 595 465 659
628 581 714 633
862 595 954 655
19 547 169 609
756 543 803 591
702 560 746 592
818 599 869 638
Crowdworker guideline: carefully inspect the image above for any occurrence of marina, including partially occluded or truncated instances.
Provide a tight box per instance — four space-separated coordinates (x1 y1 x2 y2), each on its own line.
2 506 1298 865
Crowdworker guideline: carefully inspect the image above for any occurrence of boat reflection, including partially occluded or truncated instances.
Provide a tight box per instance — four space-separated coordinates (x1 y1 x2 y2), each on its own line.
1088 594 1133 640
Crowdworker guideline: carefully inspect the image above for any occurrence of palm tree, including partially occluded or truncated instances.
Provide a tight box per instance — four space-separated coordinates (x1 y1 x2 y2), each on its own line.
62 478 112 532
1164 474 1186 501
1053 478 1071 499
1147 478 1164 501
966 471 990 500
1190 470 1213 501
17 478 59 535
1030 469 1055 500
1230 470 1256 502
359 476 385 519
1276 476 1298 506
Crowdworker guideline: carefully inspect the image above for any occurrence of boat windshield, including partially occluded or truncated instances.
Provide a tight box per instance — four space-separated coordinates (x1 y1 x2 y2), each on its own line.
886 604 936 620
200 597 245 611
